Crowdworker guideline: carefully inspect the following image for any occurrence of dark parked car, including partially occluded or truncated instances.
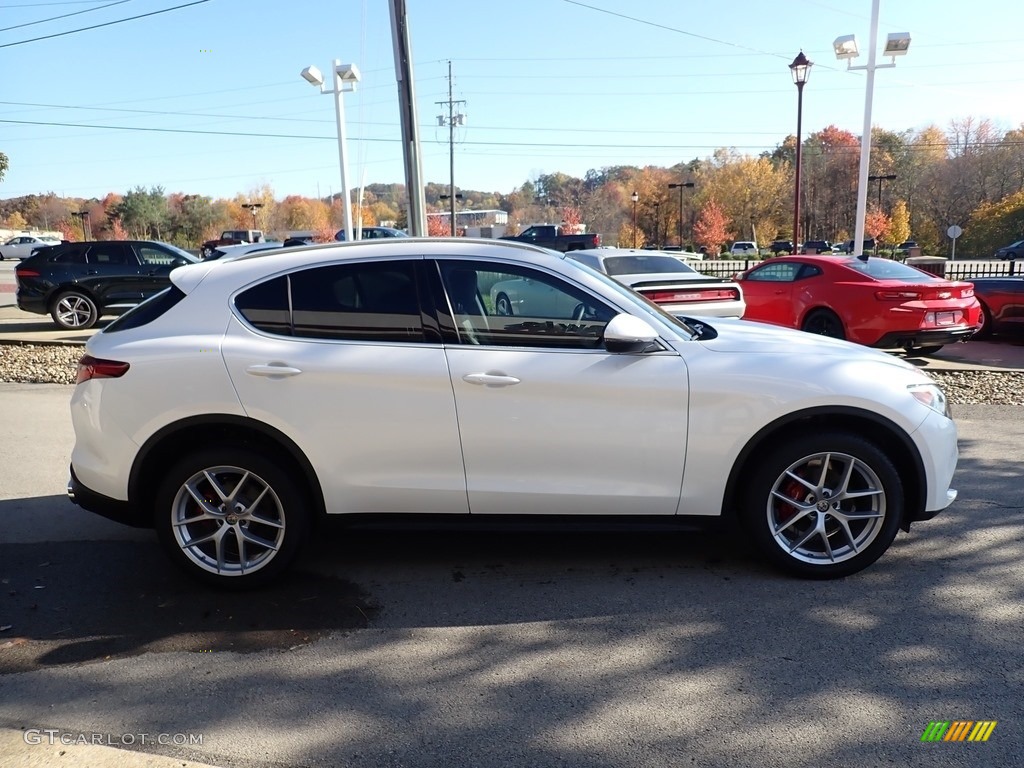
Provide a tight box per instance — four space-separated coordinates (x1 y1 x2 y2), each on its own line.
838 239 876 254
334 226 409 242
15 240 198 330
770 240 795 255
970 276 1024 338
800 240 832 254
994 239 1024 260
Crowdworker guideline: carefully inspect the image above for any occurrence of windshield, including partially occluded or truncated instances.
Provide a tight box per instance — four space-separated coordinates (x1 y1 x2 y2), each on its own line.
603 254 697 276
154 242 200 263
562 257 698 338
843 257 941 282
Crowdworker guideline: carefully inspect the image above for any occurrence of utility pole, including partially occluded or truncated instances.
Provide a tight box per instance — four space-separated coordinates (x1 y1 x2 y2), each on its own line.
436 61 466 236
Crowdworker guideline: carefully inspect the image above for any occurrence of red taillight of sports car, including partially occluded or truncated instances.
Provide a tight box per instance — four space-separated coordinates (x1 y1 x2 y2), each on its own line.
875 290 922 301
960 286 975 298
76 355 130 384
645 287 740 304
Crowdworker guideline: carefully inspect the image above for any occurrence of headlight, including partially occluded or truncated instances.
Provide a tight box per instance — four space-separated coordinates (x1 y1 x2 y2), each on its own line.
908 383 951 418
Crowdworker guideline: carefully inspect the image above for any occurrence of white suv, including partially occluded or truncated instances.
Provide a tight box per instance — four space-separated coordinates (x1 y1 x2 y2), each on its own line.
68 239 959 587
729 241 759 257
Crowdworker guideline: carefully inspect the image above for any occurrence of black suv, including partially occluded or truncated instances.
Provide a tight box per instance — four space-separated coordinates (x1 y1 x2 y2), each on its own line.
16 240 198 329
800 240 832 254
769 240 795 255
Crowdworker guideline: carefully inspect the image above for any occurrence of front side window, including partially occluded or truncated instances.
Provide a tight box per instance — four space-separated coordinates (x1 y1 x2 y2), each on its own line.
438 260 615 349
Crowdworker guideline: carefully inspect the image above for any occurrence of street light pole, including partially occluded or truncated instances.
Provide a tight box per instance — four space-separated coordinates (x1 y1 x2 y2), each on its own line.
631 191 639 248
653 201 660 249
668 182 694 248
436 61 466 244
790 51 812 251
834 1 911 259
440 193 464 236
301 60 361 242
867 173 896 255
243 202 263 231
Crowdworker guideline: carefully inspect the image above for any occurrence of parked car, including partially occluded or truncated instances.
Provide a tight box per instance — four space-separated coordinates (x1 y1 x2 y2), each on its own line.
729 241 759 257
970 276 1024 338
994 239 1024 260
838 239 875 254
67 238 959 587
897 240 918 252
334 226 409 242
205 241 288 261
200 229 264 258
769 240 795 255
736 254 980 355
499 224 600 252
15 240 198 329
0 234 62 261
563 248 744 318
800 240 831 255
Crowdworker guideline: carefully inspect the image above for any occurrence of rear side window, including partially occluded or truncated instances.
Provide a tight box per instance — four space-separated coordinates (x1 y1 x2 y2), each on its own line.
104 287 187 333
86 242 133 265
235 260 424 342
51 244 88 264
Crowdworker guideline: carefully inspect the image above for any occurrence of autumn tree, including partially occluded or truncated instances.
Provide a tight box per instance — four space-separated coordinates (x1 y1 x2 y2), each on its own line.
692 198 731 257
864 209 891 247
559 206 584 234
698 150 789 245
888 200 911 247
4 211 27 230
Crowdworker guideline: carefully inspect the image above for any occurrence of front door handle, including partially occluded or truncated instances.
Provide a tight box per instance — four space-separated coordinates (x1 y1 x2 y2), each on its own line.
462 372 521 387
246 364 303 378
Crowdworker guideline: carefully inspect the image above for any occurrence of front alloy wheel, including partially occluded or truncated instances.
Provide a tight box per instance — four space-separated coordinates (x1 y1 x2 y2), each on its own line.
156 447 309 587
742 433 903 578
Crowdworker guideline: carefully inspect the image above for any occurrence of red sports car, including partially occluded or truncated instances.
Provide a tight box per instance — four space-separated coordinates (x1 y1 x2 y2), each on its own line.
736 255 981 354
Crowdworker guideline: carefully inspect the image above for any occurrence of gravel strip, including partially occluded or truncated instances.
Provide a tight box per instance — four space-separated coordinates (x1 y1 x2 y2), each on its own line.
1 343 1022 405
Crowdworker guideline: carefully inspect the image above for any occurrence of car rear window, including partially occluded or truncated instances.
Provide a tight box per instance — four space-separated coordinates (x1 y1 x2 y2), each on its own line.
603 255 697 276
843 258 941 282
103 286 187 333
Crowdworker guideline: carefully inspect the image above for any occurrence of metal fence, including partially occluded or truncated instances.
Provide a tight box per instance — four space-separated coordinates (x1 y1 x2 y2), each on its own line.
693 258 1019 280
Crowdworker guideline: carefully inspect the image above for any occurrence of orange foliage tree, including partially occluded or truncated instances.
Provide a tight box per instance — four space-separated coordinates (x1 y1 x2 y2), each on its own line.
864 209 891 243
692 198 731 257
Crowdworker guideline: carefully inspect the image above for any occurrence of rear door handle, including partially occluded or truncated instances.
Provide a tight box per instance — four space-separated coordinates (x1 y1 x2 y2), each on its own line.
462 372 521 387
246 364 303 378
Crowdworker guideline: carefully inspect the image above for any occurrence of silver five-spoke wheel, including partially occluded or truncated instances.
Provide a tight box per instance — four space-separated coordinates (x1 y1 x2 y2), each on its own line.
742 432 903 578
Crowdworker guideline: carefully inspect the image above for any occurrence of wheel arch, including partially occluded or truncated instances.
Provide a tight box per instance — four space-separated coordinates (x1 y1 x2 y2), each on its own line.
722 406 926 529
129 415 327 525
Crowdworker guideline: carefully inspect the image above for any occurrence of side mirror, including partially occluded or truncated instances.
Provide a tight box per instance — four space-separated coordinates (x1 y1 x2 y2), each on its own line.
603 313 659 354
171 257 189 268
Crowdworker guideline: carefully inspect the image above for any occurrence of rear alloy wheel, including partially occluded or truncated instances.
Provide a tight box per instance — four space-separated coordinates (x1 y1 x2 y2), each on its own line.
51 291 99 330
740 432 903 579
155 447 310 588
972 300 992 340
801 309 845 340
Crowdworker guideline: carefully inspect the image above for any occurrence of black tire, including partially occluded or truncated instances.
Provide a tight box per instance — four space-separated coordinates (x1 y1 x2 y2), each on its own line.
494 292 513 316
154 446 311 589
801 309 845 340
739 432 903 579
973 300 993 340
51 290 99 330
903 345 944 356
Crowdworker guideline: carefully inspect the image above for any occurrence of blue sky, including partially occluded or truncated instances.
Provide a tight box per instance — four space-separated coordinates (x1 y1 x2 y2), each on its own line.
2 0 1023 202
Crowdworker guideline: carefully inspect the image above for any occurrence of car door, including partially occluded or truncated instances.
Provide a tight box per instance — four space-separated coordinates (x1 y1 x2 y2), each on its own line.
133 242 186 299
434 258 689 517
739 261 803 327
82 242 142 308
221 257 468 516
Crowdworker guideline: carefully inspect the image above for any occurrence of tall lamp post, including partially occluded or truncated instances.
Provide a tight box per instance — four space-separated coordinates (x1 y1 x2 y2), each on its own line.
439 193 464 236
301 60 361 243
631 191 639 248
668 181 694 248
789 51 812 251
834 1 910 258
867 174 896 254
652 201 660 249
71 211 90 241
242 202 263 230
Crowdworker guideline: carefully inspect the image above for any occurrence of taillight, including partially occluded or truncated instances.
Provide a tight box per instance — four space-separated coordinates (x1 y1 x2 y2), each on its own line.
15 268 40 278
645 288 739 304
76 355 130 384
875 290 921 300
961 286 974 298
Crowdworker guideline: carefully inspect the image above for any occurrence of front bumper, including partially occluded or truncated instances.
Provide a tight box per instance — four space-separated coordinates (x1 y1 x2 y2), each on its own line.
68 465 148 528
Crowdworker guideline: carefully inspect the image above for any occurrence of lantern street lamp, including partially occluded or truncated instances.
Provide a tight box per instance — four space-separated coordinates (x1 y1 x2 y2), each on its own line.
242 202 263 230
668 181 694 248
789 51 812 251
631 191 639 248
834 0 911 258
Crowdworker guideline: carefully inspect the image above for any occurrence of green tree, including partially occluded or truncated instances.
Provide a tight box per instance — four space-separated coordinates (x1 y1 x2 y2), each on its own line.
115 186 169 239
0 151 8 183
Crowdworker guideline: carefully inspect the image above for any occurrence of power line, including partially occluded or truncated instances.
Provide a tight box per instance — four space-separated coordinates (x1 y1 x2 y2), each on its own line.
0 0 209 49
0 0 132 33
